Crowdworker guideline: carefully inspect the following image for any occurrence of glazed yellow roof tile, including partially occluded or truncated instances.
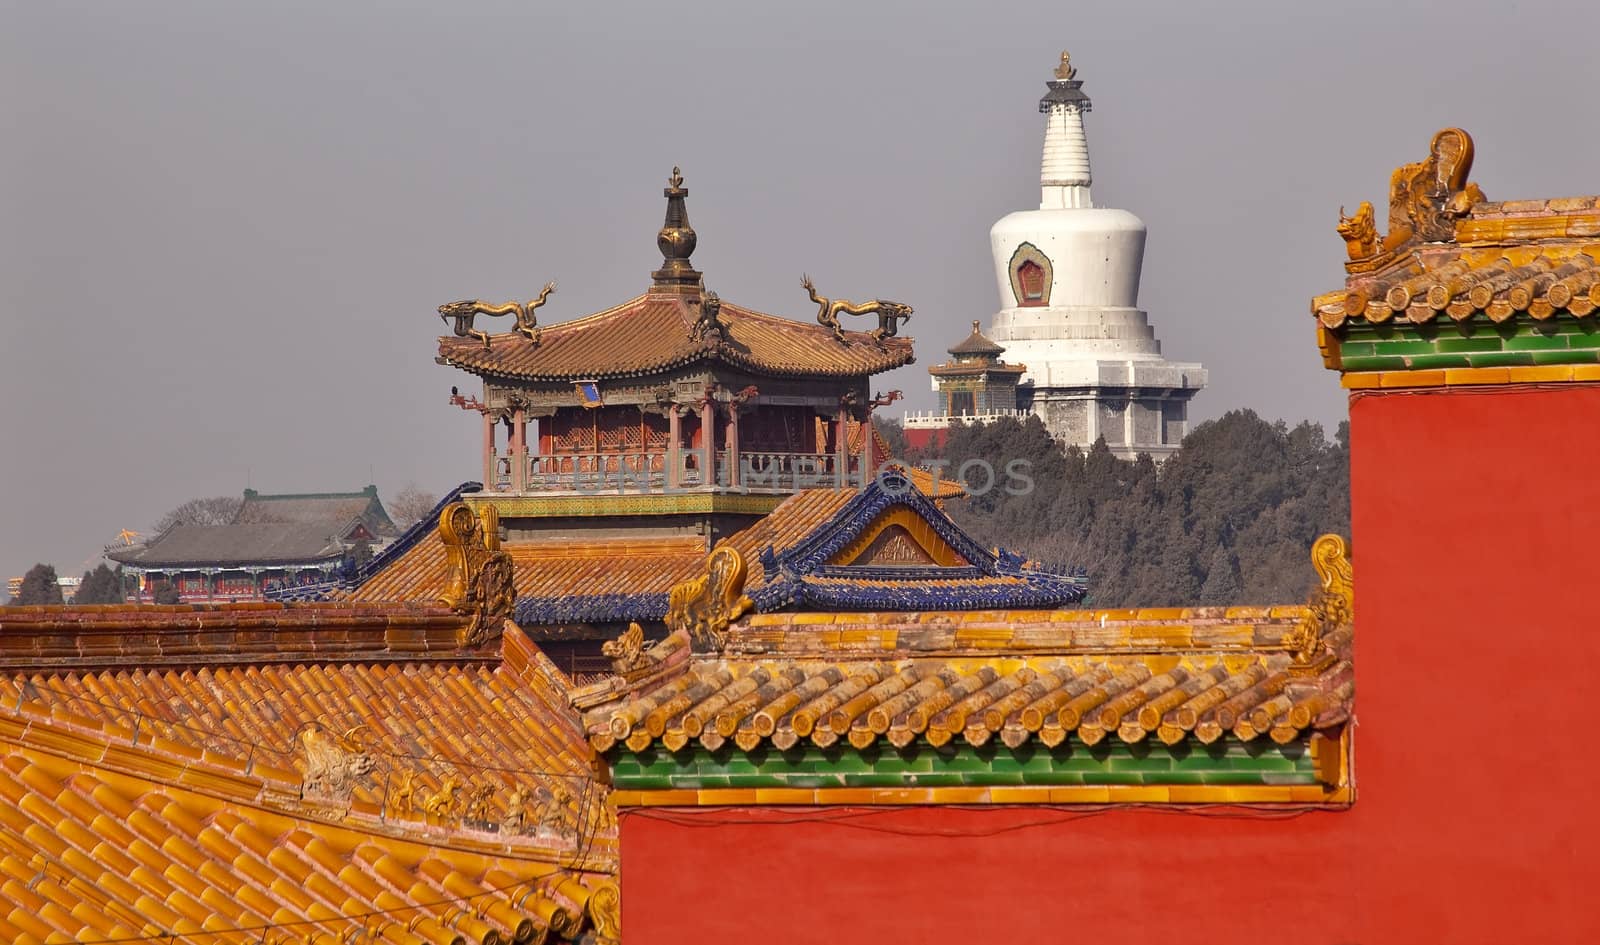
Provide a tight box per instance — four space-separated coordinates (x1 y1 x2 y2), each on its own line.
347 535 710 606
583 611 1351 755
0 741 608 945
0 605 617 943
1314 243 1600 327
345 491 868 609
438 292 914 382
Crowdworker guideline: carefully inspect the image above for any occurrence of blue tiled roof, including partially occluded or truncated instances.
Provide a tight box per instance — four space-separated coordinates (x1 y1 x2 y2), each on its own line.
749 472 1086 613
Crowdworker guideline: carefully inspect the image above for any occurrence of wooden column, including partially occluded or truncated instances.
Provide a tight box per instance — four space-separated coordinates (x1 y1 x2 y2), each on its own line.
833 411 848 490
511 406 528 492
699 397 715 488
481 410 496 488
667 405 682 489
727 403 741 488
858 409 874 488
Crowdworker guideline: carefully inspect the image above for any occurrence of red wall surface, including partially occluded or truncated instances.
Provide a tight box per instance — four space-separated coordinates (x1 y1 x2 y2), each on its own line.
620 384 1600 945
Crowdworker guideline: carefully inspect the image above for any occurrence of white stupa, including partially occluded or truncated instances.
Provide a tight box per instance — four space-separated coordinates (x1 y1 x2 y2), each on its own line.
984 51 1206 460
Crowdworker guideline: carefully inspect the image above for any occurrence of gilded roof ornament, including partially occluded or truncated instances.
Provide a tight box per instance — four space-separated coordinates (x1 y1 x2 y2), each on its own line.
668 544 754 652
438 281 557 348
1286 533 1352 676
801 274 914 343
653 165 701 293
1338 127 1485 269
602 621 660 679
297 723 375 804
1054 50 1076 81
437 501 516 646
1335 203 1378 262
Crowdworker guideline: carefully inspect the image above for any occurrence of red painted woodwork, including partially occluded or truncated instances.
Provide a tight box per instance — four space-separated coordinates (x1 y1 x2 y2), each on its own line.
1016 258 1046 305
619 383 1600 945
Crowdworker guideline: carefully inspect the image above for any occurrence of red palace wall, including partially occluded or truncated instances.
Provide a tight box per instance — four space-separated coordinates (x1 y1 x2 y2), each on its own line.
619 383 1600 945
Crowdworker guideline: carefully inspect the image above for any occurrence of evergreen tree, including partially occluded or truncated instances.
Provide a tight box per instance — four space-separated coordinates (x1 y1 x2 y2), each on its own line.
152 583 182 605
74 564 125 604
873 418 912 466
15 564 64 605
1199 544 1242 604
917 409 1350 607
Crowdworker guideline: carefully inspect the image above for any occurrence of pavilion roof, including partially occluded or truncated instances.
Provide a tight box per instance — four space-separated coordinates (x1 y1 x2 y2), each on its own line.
314 474 1068 627
438 292 914 383
947 320 1007 358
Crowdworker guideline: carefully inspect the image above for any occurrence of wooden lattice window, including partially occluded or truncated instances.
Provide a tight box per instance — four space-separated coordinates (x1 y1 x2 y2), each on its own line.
598 412 640 452
643 413 669 451
550 412 595 453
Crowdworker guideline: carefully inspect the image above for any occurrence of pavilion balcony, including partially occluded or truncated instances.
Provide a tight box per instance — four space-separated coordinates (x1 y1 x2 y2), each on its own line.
490 450 864 495
902 409 1031 429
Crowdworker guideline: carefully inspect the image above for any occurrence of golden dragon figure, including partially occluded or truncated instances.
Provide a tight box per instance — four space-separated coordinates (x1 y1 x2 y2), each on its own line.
801 274 912 343
438 281 557 347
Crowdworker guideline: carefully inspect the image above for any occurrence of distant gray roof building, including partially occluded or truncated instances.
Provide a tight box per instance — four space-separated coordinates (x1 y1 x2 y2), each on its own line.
233 485 398 536
107 486 399 601
109 524 354 568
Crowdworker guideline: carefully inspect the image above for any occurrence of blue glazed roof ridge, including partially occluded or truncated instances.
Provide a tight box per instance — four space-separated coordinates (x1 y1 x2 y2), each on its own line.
783 576 1084 611
350 482 482 582
514 591 671 625
777 474 1000 575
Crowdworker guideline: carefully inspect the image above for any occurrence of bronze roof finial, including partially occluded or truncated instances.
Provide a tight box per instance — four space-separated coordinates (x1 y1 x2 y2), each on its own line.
652 165 701 294
1054 50 1076 81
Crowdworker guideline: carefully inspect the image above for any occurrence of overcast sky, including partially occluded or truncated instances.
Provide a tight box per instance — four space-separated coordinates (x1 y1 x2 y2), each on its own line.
4 0 1598 585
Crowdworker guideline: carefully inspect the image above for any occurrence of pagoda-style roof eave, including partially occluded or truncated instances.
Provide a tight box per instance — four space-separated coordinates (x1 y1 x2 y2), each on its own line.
929 361 1025 377
439 342 915 385
437 292 914 384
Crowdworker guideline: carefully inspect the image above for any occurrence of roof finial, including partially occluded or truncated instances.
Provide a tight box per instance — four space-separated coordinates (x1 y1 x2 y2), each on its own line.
1054 50 1076 81
1039 49 1093 209
652 165 701 294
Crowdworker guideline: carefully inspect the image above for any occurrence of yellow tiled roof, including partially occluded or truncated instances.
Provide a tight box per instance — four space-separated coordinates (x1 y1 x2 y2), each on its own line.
347 536 709 605
583 606 1352 755
439 293 913 382
1314 243 1600 328
0 604 617 944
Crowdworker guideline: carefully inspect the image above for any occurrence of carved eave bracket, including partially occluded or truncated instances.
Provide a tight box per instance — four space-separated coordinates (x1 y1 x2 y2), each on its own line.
438 501 516 647
1286 533 1353 677
1339 128 1486 272
667 545 754 653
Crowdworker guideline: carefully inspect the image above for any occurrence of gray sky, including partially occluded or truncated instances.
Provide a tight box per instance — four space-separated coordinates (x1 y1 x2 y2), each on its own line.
4 0 1598 585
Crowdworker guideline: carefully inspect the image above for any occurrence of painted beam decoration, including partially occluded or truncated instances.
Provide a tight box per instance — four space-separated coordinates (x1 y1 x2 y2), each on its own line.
1313 127 1600 390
